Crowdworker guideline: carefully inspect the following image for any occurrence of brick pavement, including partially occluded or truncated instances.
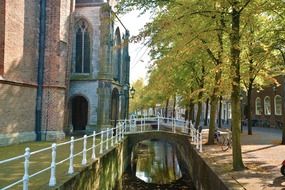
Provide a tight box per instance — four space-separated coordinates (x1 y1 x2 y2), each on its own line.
201 126 285 190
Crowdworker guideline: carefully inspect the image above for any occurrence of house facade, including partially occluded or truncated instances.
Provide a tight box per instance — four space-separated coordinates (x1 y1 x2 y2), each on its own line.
250 76 284 128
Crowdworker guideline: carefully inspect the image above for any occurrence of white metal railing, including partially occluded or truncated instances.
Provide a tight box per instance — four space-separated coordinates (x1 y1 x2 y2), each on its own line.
0 123 126 190
124 116 203 153
0 116 203 190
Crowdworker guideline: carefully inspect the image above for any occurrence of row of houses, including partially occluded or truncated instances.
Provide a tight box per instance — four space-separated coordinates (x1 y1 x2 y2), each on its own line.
137 76 285 130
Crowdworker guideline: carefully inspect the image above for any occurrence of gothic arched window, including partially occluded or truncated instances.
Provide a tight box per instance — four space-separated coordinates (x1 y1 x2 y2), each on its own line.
113 28 121 81
74 20 90 73
274 95 282 115
255 97 262 115
264 96 271 115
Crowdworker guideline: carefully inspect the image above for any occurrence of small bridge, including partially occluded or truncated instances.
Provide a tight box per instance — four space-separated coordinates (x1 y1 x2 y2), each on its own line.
123 116 203 151
0 116 203 190
118 116 204 169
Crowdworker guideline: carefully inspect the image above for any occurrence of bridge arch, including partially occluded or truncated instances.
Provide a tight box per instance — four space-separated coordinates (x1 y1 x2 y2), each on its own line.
126 131 193 175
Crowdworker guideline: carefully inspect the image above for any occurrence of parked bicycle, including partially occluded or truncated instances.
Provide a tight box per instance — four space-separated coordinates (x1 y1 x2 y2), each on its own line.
214 129 232 151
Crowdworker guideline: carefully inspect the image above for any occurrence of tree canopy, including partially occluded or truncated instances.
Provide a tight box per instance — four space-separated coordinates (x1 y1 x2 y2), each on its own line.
121 0 285 171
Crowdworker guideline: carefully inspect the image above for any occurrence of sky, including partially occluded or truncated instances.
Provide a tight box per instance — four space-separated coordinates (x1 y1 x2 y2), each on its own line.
119 10 152 84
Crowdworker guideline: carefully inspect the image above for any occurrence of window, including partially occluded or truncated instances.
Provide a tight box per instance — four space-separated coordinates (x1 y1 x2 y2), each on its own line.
113 28 121 81
228 103 232 119
74 20 90 73
274 95 282 115
264 96 271 115
255 97 262 115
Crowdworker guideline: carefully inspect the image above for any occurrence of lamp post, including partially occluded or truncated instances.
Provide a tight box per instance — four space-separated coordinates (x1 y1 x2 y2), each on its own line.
130 86 135 99
240 93 244 133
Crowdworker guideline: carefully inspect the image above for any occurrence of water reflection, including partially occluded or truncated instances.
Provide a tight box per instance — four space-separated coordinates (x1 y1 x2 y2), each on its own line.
132 139 182 184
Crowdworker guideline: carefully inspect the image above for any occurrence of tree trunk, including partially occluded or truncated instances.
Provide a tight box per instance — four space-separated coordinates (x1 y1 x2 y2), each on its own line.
207 95 218 144
204 98 209 126
187 100 194 133
282 128 285 144
188 101 194 123
172 95 176 118
165 98 169 118
218 96 222 128
194 100 203 129
282 76 285 144
230 3 244 170
247 83 253 135
278 52 285 144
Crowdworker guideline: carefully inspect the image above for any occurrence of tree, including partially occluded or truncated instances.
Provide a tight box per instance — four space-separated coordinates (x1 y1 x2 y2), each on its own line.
118 0 284 171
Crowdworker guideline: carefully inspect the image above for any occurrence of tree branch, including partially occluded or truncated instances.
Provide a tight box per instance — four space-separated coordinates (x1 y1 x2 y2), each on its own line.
238 0 252 14
199 38 219 65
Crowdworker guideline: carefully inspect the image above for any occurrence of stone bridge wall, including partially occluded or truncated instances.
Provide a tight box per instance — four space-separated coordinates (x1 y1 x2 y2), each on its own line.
127 131 229 190
54 139 129 190
55 131 231 190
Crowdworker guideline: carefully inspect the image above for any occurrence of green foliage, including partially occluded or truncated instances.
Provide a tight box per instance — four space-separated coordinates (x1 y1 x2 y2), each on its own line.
120 0 285 169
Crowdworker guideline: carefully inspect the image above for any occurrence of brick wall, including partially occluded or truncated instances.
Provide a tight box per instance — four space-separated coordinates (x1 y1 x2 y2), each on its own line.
4 0 39 82
0 84 36 133
42 0 72 132
0 1 39 136
250 76 285 128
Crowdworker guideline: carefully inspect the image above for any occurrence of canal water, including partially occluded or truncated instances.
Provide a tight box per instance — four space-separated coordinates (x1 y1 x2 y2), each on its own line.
114 140 194 190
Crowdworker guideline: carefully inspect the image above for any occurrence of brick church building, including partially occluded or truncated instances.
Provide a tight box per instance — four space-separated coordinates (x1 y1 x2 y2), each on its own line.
0 0 130 145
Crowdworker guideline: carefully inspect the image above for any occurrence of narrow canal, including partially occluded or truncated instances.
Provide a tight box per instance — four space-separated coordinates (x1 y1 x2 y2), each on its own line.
114 139 195 190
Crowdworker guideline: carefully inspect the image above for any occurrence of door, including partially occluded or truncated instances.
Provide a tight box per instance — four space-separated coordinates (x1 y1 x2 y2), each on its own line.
72 96 88 131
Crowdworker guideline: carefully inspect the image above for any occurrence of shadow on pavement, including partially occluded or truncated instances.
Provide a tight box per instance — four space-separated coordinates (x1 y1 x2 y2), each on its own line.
268 176 285 189
242 144 279 154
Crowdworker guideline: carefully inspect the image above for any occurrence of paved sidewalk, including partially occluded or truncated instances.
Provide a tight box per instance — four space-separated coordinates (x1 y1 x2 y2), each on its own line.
201 126 285 190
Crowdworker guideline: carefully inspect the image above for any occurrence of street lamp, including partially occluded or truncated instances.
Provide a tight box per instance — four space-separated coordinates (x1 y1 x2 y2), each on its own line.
240 93 244 133
130 86 135 99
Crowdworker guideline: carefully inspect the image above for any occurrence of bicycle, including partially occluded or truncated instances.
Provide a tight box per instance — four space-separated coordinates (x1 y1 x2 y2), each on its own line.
214 129 232 151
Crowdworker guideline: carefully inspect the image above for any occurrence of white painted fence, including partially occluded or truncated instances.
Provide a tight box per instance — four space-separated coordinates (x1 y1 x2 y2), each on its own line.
0 116 203 190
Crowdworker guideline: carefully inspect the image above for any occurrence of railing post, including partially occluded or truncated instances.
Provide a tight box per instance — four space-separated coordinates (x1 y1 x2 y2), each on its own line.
143 115 146 131
106 128 109 150
23 147 30 190
68 137 74 174
121 123 123 140
82 135 87 165
118 124 121 141
199 132 203 153
111 128 114 147
157 116 160 131
172 116 174 131
185 121 188 133
100 131 103 154
174 119 176 133
196 130 199 149
122 121 124 139
115 125 118 144
92 131 96 160
49 143 57 187
140 117 143 132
